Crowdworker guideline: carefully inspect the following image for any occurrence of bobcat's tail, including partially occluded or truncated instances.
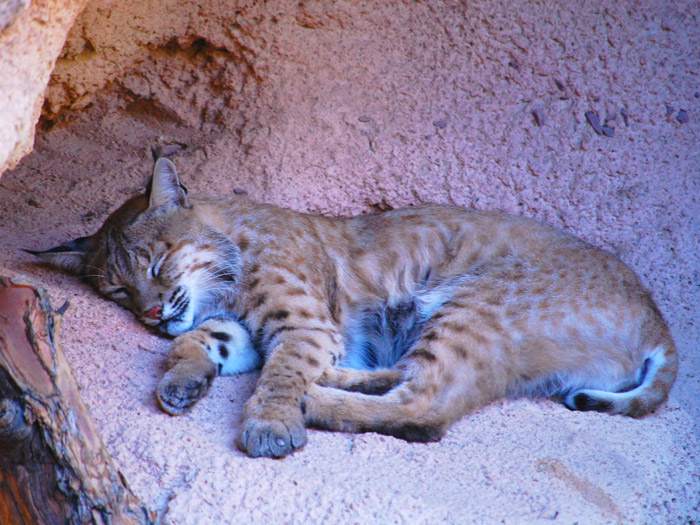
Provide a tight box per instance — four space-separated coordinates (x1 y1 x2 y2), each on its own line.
564 333 677 418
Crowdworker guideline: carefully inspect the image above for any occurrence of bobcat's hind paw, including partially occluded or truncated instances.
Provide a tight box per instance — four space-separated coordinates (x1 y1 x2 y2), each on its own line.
156 359 216 415
237 414 307 458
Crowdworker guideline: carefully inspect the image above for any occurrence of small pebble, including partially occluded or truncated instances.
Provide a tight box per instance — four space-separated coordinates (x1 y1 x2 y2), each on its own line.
620 107 629 127
585 111 603 135
432 119 448 129
601 125 615 137
676 109 689 124
665 104 675 117
694 91 699 99
233 188 248 195
358 115 371 123
161 144 184 156
532 109 544 127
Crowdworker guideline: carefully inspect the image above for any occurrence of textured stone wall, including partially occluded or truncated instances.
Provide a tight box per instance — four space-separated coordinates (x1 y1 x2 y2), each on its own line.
0 0 87 174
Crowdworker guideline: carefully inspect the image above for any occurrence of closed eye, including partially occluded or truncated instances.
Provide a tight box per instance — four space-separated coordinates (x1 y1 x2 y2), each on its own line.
150 254 167 279
110 287 131 300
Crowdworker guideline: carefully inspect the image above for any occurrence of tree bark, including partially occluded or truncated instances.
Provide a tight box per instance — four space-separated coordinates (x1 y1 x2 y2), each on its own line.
0 276 155 524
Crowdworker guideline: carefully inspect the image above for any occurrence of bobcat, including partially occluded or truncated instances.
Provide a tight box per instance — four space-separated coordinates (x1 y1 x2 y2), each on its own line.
30 158 677 458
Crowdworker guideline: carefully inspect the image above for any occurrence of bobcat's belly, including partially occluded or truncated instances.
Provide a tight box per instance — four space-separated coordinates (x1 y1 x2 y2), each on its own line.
340 281 455 369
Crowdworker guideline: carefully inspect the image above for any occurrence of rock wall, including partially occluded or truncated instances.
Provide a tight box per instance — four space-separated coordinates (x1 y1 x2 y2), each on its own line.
0 0 87 174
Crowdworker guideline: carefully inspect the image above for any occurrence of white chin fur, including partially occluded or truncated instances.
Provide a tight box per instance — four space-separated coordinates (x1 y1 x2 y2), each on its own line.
160 304 196 336
161 320 191 336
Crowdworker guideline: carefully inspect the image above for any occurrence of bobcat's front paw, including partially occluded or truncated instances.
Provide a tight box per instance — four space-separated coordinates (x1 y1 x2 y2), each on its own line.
156 359 216 415
237 412 307 458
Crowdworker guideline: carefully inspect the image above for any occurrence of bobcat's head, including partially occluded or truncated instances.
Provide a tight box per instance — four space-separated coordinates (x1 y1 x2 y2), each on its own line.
29 159 241 336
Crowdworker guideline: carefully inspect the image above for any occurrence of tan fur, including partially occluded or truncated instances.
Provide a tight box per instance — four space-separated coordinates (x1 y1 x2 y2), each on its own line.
33 158 677 457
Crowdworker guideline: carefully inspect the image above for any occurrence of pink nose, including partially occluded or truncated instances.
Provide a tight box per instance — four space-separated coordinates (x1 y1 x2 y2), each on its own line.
144 305 163 320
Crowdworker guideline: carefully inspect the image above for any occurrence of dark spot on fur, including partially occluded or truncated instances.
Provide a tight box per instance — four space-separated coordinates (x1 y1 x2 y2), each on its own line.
324 265 341 323
443 321 468 334
424 331 438 341
306 356 320 367
210 331 231 342
627 398 646 418
270 309 290 320
295 370 308 385
347 377 399 396
248 278 260 289
219 344 229 359
259 309 290 332
217 363 223 374
238 236 250 252
450 344 469 359
381 423 444 442
251 293 267 308
572 393 612 412
263 325 295 345
411 348 437 362
262 325 329 348
299 336 321 349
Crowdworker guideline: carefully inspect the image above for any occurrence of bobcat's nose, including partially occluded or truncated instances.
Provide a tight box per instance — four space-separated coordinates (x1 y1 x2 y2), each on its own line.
144 305 163 320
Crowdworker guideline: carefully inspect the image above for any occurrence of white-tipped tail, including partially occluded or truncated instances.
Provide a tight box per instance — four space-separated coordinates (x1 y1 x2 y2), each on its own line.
564 340 677 418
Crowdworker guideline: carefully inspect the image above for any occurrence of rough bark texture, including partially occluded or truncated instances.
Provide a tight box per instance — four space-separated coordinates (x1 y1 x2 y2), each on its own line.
0 276 155 524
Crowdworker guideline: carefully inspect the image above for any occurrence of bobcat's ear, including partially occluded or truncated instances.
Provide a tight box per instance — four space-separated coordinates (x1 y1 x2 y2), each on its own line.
24 236 93 275
148 158 190 209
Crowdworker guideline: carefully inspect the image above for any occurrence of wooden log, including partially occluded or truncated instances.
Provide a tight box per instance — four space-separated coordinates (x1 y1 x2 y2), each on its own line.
0 276 155 525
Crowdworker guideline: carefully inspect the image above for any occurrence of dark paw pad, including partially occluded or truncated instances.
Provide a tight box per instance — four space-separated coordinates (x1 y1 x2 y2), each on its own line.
156 370 213 415
237 417 307 458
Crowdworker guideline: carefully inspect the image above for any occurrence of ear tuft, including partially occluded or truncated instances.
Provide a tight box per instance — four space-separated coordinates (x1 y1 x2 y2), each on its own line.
149 158 189 209
24 236 93 275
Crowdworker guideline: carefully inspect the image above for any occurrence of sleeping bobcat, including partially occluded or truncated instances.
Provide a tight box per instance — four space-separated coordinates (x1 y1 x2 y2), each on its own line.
30 158 677 458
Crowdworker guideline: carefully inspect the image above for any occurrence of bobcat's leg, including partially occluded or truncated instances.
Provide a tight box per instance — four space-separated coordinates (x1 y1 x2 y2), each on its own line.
303 383 448 441
157 318 258 415
317 366 404 395
238 326 344 458
303 298 512 441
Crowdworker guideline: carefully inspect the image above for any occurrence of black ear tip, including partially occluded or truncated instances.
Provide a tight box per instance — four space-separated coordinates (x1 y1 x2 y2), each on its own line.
22 237 93 257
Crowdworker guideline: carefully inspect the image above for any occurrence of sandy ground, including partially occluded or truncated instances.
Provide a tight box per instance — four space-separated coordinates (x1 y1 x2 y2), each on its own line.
1 0 699 523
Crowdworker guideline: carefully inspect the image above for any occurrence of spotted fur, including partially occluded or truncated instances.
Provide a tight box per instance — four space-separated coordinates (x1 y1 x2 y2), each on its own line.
31 158 678 457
